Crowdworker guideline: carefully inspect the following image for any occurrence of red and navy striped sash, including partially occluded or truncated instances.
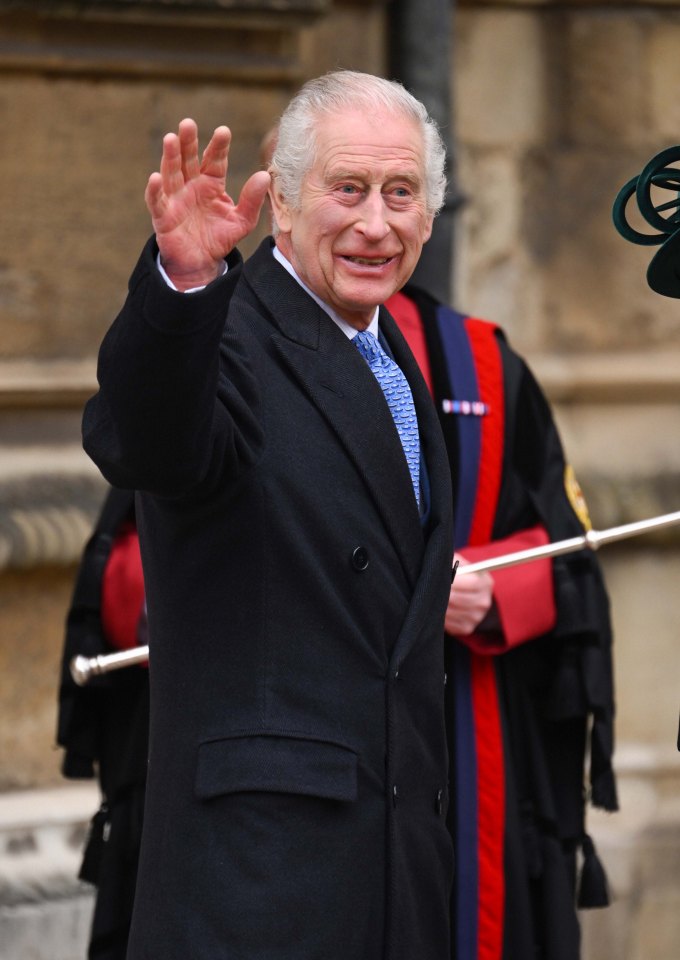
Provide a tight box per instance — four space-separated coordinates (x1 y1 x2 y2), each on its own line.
388 290 508 960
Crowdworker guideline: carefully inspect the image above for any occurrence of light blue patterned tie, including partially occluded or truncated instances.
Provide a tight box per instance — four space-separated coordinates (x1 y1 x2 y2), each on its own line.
353 330 420 505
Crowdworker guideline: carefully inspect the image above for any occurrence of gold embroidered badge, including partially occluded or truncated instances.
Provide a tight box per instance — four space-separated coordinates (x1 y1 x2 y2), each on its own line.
564 464 592 531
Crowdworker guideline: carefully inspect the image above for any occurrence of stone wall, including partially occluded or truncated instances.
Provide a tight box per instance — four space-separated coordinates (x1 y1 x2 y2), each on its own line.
1 1 679 957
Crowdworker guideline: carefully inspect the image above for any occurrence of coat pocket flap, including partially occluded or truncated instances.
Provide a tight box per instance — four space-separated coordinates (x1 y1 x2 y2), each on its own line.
195 733 358 802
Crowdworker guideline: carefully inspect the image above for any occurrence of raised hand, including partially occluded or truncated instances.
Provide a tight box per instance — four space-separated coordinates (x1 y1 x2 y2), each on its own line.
145 118 271 291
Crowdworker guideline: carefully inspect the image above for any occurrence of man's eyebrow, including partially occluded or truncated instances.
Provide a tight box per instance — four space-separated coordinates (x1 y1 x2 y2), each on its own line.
325 167 370 183
325 168 423 188
385 172 423 189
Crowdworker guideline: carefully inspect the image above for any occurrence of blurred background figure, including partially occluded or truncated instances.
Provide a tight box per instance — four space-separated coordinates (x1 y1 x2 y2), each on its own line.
57 488 148 960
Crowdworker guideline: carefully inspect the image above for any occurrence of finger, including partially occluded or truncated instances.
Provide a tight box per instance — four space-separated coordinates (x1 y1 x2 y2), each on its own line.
445 598 488 632
451 578 488 600
159 132 184 197
451 576 479 594
448 593 483 617
200 125 231 181
178 118 200 182
234 170 272 231
456 568 493 589
145 172 167 221
444 611 478 637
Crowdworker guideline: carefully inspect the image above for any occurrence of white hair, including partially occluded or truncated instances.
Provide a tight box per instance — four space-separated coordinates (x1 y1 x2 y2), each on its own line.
270 70 447 219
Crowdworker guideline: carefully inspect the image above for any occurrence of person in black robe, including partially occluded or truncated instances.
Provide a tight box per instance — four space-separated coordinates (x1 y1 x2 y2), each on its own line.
57 487 148 960
387 284 617 960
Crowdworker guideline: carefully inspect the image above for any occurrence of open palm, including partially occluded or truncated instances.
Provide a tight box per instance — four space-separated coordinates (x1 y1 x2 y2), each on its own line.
145 119 270 290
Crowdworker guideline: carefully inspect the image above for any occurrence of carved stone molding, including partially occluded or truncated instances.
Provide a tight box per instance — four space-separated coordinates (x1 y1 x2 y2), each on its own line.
0 1 330 17
5 353 680 411
459 1 680 7
531 350 680 404
0 361 97 410
0 469 107 570
0 0 330 81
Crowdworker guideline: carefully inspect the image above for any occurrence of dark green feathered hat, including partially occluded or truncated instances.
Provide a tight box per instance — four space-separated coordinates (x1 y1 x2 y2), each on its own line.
612 145 680 298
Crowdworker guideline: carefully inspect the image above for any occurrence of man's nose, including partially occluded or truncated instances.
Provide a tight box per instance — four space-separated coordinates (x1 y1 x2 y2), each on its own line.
356 190 390 240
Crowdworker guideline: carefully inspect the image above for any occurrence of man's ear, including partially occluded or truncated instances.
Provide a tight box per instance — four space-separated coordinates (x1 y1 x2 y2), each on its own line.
269 179 292 234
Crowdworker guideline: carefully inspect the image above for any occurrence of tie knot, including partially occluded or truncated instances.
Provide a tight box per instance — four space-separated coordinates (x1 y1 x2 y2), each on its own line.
353 330 384 365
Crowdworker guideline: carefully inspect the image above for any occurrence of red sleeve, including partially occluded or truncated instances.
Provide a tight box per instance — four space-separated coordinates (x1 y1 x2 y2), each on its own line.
101 522 146 651
459 524 556 655
385 291 434 396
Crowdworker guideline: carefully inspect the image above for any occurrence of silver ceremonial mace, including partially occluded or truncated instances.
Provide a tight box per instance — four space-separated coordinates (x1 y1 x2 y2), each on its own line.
69 509 680 686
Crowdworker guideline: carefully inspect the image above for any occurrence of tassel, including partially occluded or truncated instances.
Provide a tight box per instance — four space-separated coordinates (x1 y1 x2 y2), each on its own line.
590 719 619 812
78 802 110 885
577 834 610 908
591 764 619 812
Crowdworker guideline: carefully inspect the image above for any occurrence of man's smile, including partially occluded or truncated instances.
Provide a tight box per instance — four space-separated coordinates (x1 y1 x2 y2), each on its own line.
341 255 395 266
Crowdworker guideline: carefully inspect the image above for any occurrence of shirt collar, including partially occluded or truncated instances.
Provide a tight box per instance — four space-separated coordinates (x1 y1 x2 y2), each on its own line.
272 245 380 339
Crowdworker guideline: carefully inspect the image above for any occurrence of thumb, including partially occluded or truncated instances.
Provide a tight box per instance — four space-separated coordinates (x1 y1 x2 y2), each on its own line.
235 170 272 232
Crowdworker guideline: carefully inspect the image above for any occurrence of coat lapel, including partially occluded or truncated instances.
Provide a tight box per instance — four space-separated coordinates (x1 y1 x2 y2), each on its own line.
242 241 426 588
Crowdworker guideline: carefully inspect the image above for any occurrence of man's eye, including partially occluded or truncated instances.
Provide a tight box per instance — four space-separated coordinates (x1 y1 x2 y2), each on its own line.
339 184 357 194
393 187 411 198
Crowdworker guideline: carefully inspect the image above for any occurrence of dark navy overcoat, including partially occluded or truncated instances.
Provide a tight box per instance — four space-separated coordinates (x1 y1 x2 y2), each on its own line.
82 237 454 960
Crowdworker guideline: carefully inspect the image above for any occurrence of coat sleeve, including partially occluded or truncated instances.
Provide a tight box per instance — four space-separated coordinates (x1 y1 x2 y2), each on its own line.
82 237 262 498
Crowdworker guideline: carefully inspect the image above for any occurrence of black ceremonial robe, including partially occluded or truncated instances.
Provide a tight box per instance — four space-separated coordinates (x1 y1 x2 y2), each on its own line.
57 486 148 960
387 285 617 960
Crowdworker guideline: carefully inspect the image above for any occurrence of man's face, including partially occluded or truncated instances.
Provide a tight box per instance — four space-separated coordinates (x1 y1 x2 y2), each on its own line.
271 107 434 330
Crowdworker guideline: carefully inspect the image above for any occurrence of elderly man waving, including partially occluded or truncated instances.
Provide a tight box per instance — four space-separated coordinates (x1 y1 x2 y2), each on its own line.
83 71 454 960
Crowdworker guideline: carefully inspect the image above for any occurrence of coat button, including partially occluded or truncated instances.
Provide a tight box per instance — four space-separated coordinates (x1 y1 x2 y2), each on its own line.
435 788 444 816
392 784 398 807
351 546 369 571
